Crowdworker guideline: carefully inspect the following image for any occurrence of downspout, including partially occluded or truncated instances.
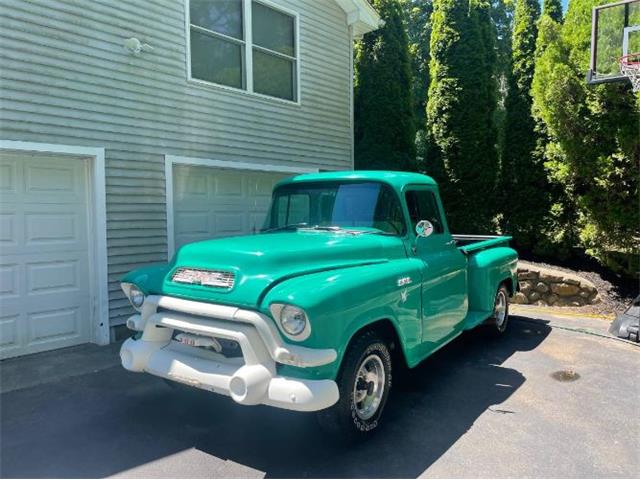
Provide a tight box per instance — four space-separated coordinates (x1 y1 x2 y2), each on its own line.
349 24 355 170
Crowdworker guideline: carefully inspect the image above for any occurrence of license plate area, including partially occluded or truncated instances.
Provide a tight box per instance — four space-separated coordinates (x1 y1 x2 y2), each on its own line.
173 331 242 358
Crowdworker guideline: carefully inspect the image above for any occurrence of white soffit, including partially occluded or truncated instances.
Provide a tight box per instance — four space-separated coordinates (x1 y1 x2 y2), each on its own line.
334 0 383 38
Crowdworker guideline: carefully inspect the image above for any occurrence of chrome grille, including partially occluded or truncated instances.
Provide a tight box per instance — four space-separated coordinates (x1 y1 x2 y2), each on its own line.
171 268 235 289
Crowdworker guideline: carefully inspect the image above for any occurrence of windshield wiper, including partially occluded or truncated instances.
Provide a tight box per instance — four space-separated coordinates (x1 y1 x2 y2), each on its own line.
260 222 310 233
261 224 347 233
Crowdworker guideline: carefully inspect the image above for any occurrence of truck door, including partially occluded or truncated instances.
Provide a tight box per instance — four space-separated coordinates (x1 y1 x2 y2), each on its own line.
405 187 468 347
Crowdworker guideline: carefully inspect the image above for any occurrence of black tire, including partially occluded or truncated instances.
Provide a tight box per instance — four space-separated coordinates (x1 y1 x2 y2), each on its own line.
317 330 392 439
487 284 510 335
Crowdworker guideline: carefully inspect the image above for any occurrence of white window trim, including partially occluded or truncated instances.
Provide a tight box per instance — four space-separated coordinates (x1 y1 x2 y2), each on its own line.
185 0 301 106
0 140 110 346
165 155 318 260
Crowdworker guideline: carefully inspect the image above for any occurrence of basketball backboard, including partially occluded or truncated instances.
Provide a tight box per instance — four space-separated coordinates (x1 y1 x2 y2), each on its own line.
588 0 640 84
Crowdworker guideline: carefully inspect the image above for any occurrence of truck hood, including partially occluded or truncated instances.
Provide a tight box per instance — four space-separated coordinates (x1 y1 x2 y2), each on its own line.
158 231 407 307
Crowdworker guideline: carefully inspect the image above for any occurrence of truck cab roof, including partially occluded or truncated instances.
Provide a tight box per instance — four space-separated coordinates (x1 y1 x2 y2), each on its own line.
278 170 438 191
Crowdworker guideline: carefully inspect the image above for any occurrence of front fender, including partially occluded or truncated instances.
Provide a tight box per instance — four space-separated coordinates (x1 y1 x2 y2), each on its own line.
121 264 173 293
262 259 423 380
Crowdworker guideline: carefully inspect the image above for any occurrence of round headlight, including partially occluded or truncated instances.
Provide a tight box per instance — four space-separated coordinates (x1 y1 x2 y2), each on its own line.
280 305 307 336
129 285 145 309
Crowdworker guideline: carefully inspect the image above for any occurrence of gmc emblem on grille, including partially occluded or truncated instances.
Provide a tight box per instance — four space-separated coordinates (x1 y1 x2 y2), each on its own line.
171 268 235 289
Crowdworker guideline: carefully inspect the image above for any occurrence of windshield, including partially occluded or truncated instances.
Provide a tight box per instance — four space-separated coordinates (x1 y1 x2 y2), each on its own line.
263 181 406 235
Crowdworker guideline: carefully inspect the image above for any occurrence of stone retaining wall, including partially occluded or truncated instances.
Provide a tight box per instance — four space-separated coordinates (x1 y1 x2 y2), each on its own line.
513 262 600 307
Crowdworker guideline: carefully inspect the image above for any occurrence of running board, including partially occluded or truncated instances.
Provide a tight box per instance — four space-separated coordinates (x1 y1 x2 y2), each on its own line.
463 310 492 330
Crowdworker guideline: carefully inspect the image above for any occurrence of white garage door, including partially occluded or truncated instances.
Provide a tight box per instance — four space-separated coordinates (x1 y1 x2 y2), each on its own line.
173 165 290 250
0 152 92 359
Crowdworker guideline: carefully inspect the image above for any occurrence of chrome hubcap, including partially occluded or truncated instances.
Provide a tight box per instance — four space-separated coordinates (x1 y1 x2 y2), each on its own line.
494 291 507 327
353 354 385 420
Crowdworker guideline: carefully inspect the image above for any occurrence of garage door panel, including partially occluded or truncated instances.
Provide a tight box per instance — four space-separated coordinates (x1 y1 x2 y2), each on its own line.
27 307 81 345
24 212 82 246
23 158 86 202
0 213 18 246
0 160 18 194
0 264 20 298
0 152 92 359
215 212 247 236
174 168 208 201
173 165 290 250
174 211 211 246
0 314 20 348
26 259 82 294
213 172 244 198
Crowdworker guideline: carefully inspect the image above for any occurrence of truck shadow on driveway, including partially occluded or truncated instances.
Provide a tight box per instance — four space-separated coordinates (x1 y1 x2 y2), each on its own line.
0 317 550 479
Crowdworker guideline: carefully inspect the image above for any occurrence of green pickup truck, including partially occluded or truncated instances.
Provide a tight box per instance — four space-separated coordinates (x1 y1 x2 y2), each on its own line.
120 171 518 436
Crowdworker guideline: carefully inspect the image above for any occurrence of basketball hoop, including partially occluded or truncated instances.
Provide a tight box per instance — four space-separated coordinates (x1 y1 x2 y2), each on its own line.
620 53 640 92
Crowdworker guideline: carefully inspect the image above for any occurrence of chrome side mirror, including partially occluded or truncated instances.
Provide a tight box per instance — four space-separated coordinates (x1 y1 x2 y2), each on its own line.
415 220 434 238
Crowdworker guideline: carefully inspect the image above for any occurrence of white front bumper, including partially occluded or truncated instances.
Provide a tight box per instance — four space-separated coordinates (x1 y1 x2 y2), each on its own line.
120 295 339 412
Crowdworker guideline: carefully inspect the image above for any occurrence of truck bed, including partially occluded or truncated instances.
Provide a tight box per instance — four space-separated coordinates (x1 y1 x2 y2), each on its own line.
452 235 513 254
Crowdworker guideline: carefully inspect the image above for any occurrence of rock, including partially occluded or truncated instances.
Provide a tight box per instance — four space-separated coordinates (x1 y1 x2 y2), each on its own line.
533 300 546 306
550 283 581 296
545 293 559 305
590 294 602 305
570 298 585 306
528 291 541 302
581 284 597 294
535 282 549 293
518 271 538 281
579 289 591 298
513 292 528 304
553 298 572 307
539 271 564 283
520 280 535 295
564 277 581 286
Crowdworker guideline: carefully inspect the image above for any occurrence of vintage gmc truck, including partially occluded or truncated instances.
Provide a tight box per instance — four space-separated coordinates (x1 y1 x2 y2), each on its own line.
120 171 518 436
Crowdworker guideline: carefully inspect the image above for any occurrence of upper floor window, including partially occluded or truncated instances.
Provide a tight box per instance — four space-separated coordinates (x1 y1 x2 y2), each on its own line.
188 0 298 102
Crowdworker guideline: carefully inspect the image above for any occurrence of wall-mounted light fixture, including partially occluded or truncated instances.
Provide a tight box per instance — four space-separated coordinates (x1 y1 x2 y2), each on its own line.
123 37 153 56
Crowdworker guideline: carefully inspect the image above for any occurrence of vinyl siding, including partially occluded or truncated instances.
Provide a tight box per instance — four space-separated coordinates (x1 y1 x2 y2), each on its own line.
0 0 353 327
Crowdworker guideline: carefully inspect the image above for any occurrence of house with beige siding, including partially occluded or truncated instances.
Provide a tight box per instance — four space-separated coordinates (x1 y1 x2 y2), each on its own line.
0 0 381 358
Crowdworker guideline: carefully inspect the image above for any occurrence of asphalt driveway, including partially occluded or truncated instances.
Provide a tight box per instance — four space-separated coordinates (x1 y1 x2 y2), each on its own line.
1 310 638 478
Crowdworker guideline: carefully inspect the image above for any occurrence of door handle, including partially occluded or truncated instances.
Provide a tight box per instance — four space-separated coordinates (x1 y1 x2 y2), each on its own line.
446 240 456 247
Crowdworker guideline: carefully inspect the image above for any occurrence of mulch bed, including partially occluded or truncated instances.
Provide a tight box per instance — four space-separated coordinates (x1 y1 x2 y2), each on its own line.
517 258 638 317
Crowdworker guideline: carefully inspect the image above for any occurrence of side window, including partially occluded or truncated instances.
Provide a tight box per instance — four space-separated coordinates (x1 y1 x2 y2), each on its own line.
405 190 444 234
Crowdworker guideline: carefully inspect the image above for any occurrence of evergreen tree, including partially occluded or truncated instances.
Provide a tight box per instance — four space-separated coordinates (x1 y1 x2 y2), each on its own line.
404 0 433 171
492 0 516 156
543 0 563 23
426 0 499 233
354 0 416 171
500 0 546 248
404 0 433 128
531 0 640 274
529 8 573 258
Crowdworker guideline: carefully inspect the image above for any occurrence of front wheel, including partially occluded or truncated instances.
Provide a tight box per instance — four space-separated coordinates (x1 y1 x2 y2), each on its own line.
317 330 392 439
489 284 510 335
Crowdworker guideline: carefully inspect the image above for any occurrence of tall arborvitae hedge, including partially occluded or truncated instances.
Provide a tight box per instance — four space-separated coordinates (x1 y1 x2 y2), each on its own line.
500 0 546 248
492 0 516 156
532 0 640 274
543 0 563 23
426 0 499 233
354 0 416 171
405 0 433 171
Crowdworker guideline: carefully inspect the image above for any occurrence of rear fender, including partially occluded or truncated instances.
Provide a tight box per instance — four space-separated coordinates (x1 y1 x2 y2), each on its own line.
467 247 518 313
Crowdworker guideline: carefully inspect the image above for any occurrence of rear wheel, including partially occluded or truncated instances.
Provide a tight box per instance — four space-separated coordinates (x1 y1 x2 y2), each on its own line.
489 285 510 335
317 330 392 439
